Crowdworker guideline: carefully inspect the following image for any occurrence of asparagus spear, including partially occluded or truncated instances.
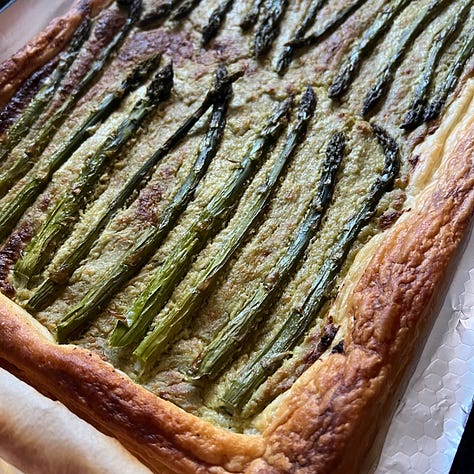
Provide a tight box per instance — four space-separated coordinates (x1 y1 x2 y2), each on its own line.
222 124 400 413
171 0 202 20
3 0 141 189
14 64 173 285
27 69 244 312
132 88 316 365
110 70 239 347
240 0 265 30
424 28 474 122
0 54 160 206
275 0 328 75
138 0 183 28
328 0 410 99
117 97 291 355
287 0 369 50
243 321 338 418
0 16 91 163
201 0 235 46
195 129 343 380
362 0 451 117
253 0 289 58
53 66 233 342
401 1 472 130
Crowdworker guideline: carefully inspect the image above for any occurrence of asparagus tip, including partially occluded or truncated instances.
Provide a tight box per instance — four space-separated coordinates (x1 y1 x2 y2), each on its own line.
138 4 171 28
275 52 291 76
146 62 174 101
400 108 423 130
117 0 142 16
328 82 342 100
299 85 317 117
423 100 443 122
284 38 301 48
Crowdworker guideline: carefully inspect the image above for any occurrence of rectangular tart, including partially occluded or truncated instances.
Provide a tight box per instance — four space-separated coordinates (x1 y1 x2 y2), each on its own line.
0 0 473 472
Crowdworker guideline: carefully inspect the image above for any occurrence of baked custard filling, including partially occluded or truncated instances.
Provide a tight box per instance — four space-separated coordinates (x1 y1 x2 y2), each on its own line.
0 0 473 432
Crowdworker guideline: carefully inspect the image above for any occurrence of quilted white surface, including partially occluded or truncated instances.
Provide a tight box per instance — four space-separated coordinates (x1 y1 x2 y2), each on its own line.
377 229 474 472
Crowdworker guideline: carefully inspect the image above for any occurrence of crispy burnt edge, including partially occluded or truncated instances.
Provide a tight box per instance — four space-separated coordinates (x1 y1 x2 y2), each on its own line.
0 0 113 108
249 84 474 474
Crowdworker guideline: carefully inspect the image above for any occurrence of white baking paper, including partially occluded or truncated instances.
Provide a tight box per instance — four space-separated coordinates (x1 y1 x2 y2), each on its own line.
376 226 474 473
0 1 473 473
0 0 73 63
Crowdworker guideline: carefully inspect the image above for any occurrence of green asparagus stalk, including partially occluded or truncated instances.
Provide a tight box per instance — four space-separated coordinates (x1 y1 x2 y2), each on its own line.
253 0 289 58
424 28 474 122
171 0 202 20
133 88 316 365
27 69 244 313
275 0 328 75
287 0 369 50
4 0 141 188
14 64 173 285
195 129 343 380
53 66 234 342
110 69 239 347
328 0 410 99
201 0 235 46
0 17 91 163
402 1 472 129
138 0 183 28
0 54 160 206
243 321 338 418
222 124 400 413
240 0 264 30
362 0 451 117
115 97 291 355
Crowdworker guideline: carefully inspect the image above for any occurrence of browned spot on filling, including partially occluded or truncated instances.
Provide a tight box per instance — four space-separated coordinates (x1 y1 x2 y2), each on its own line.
256 321 339 404
379 209 403 229
0 223 34 296
55 9 125 104
331 340 344 354
131 27 233 67
303 322 339 367
136 183 165 223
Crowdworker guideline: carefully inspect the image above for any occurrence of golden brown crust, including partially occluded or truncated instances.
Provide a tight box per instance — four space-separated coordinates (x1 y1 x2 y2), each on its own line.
0 2 473 473
0 0 112 108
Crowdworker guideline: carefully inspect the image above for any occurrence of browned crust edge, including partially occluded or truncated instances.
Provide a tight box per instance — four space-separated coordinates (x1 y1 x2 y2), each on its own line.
0 294 265 474
0 0 112 108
